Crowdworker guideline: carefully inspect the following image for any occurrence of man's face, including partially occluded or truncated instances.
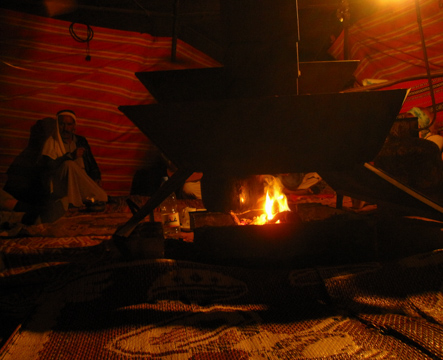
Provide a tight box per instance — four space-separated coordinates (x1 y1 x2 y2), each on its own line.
58 115 76 141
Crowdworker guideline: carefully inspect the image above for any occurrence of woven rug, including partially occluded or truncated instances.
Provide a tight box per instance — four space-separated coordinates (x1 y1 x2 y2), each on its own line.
1 250 442 360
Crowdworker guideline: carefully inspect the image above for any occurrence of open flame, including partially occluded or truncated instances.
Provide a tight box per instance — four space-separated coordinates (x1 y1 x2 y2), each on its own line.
251 175 290 225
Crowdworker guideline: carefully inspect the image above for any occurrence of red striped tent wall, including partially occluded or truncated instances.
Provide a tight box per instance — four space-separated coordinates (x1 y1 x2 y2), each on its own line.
329 0 443 129
0 9 220 196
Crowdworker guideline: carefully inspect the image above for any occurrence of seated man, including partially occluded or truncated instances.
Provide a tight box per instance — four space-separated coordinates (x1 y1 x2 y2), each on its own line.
40 110 107 211
373 107 443 201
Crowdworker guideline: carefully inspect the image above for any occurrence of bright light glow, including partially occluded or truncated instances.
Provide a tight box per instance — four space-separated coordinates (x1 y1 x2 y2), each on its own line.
239 188 246 204
374 0 405 5
250 175 290 225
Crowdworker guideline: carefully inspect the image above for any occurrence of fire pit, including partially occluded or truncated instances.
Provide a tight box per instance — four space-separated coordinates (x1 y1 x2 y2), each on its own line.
113 0 408 261
166 188 375 267
191 212 377 267
114 88 407 239
112 89 407 268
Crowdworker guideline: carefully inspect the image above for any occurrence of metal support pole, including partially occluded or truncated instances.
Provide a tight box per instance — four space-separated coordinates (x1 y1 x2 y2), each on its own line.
171 0 179 62
295 0 300 95
337 0 350 60
415 0 437 124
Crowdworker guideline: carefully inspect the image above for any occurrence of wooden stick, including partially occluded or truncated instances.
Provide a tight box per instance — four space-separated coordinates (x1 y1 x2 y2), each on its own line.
364 162 443 214
114 167 194 238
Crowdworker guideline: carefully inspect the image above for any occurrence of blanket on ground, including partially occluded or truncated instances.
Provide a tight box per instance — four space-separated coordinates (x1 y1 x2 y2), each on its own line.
3 193 430 359
1 251 443 359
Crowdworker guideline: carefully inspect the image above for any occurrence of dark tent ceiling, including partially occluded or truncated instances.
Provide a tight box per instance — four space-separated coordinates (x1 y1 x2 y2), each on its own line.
1 0 378 63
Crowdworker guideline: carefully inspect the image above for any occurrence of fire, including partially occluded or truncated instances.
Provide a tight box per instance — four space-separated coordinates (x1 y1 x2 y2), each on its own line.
251 175 290 225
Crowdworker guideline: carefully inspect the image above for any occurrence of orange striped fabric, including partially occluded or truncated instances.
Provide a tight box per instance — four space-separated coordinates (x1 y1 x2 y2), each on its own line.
329 0 443 129
0 9 220 196
329 0 443 82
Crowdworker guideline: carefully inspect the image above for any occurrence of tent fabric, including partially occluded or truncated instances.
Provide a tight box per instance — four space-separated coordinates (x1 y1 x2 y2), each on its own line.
374 76 443 120
328 0 443 128
329 0 443 82
0 9 220 196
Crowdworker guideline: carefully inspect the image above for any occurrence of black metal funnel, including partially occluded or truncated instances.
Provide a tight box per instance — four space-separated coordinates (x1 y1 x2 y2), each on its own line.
119 89 408 176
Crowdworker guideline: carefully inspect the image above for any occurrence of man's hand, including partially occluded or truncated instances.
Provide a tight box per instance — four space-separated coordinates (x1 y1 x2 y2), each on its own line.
73 147 85 159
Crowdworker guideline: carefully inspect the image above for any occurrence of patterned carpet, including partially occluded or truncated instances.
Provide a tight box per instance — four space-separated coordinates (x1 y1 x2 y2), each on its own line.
1 193 442 359
1 251 443 359
0 196 207 345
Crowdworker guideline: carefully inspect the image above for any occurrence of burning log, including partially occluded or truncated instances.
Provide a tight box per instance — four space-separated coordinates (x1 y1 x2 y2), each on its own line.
201 173 296 225
267 210 302 225
188 180 302 229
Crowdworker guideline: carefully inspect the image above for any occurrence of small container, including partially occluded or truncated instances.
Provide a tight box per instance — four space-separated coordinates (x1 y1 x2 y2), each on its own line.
160 189 181 239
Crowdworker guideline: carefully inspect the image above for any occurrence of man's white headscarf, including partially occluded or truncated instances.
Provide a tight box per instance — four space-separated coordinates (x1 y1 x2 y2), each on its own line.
408 107 443 152
56 109 77 123
41 116 66 160
408 107 431 139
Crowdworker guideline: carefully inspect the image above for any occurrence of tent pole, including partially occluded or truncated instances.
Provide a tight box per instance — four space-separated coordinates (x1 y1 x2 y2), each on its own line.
415 0 437 124
171 0 180 62
338 0 350 60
